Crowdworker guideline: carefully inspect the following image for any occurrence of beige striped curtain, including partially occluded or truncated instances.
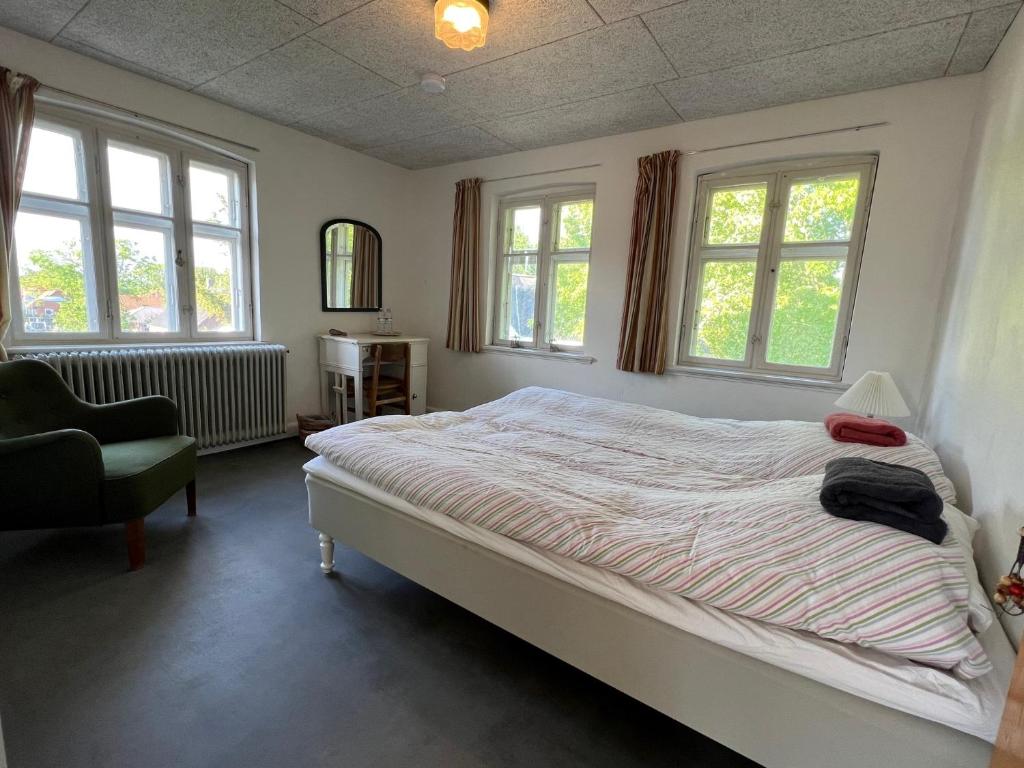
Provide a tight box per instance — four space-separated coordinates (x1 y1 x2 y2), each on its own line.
445 178 482 352
616 150 681 374
0 68 40 361
351 226 379 307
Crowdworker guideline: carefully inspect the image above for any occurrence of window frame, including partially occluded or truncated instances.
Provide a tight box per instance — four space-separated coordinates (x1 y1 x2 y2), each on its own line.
678 155 877 381
9 106 254 346
491 188 594 353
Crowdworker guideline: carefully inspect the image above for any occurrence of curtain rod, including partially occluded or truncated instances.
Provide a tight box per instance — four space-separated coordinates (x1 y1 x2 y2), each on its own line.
37 84 261 154
481 163 602 184
477 122 886 182
683 122 889 156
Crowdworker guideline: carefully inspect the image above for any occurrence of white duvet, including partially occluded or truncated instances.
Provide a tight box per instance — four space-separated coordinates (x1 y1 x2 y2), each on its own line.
306 387 992 679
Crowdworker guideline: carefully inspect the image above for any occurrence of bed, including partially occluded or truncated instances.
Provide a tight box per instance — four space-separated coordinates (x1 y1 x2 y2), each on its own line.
304 387 1016 768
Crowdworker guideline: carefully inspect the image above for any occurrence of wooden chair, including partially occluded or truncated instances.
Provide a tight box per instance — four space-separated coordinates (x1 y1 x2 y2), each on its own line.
334 343 412 421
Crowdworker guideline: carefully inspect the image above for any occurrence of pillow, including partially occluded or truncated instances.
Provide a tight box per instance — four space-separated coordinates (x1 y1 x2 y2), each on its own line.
943 504 995 633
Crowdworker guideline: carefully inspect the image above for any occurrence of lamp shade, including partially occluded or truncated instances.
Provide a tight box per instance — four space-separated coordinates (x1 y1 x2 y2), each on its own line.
834 371 910 418
434 0 489 51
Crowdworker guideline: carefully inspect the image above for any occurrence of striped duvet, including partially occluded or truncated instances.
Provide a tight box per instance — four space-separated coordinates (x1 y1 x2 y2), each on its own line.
306 387 989 678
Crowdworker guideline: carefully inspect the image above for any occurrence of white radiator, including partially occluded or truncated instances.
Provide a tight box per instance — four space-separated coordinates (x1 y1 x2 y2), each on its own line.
16 344 288 452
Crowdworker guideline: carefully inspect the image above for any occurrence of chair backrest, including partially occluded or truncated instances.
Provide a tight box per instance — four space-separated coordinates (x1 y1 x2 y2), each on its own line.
365 343 411 416
0 359 84 439
378 343 408 364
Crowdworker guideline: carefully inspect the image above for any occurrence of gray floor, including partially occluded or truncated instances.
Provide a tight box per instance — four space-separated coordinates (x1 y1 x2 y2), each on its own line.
0 440 759 768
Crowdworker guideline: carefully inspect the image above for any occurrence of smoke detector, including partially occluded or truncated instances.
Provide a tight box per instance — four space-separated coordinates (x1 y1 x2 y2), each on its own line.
420 73 447 94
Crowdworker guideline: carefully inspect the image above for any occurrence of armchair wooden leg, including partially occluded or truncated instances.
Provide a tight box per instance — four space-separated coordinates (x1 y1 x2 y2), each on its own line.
125 518 145 571
186 479 196 517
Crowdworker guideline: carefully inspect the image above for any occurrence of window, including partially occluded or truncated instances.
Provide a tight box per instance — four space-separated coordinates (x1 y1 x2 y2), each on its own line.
324 222 355 309
679 156 876 380
493 190 594 351
10 110 252 344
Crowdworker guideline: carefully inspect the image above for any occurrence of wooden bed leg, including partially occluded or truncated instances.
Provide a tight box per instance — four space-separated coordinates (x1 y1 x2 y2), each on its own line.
319 532 335 574
125 518 145 571
186 479 197 517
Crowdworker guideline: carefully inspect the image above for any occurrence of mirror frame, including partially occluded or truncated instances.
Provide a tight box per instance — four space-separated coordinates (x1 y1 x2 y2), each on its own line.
319 218 383 312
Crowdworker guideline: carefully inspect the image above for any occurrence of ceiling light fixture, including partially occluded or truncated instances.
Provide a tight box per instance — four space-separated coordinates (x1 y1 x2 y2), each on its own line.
434 0 489 52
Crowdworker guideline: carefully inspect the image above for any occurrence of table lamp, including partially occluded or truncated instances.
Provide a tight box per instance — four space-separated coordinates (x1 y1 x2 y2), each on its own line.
834 371 910 419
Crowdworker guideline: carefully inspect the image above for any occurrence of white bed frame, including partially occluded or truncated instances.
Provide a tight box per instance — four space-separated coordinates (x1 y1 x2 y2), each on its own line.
306 473 994 768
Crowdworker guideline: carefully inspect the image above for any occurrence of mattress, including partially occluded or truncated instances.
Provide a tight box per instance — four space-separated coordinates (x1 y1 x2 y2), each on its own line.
304 455 1015 743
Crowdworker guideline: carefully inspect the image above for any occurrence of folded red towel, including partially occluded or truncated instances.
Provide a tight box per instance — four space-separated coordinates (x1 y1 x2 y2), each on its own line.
824 413 907 447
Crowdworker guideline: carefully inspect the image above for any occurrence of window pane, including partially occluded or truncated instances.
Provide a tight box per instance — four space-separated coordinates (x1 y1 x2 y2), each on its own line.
508 207 541 253
107 141 172 216
193 235 241 332
499 254 536 342
550 261 588 345
706 184 767 245
783 173 860 243
15 211 97 333
190 161 239 227
326 223 352 256
114 225 176 333
23 126 85 201
690 260 756 361
556 200 593 250
766 258 846 368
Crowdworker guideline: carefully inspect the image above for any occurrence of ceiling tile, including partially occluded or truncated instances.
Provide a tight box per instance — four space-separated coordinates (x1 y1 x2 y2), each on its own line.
482 86 680 150
275 0 369 25
309 0 602 87
362 126 516 169
0 0 88 40
53 35 194 88
643 0 1011 79
444 18 677 119
947 2 1022 75
195 37 395 124
657 17 966 121
60 0 313 86
586 1 684 23
293 87 480 149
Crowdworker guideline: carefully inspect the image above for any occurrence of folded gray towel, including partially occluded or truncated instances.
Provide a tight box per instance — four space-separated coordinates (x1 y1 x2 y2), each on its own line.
819 457 947 544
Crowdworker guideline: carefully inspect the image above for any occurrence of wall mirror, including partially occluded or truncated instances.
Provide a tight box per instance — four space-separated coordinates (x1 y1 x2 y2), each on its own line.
320 219 382 311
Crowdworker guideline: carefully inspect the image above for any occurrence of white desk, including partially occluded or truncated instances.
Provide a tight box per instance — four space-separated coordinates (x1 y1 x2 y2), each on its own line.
318 333 428 422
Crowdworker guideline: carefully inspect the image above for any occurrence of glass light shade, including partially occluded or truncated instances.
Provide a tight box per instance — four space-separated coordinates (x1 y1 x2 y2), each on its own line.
434 0 489 51
834 371 911 418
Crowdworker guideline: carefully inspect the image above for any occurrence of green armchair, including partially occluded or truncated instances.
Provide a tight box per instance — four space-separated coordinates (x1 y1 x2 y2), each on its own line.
0 358 197 570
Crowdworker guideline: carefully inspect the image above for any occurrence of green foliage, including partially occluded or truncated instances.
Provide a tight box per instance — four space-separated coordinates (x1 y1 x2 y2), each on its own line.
551 261 588 344
784 176 859 242
194 266 233 328
547 200 592 344
18 245 92 332
116 239 166 330
693 175 858 366
558 200 592 250
511 207 539 252
707 186 766 245
766 259 843 367
18 238 234 334
692 260 756 360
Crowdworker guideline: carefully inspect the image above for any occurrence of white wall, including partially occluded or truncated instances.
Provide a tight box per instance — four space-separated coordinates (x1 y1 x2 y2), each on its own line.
921 13 1024 643
0 27 408 424
1 27 995 447
397 77 981 424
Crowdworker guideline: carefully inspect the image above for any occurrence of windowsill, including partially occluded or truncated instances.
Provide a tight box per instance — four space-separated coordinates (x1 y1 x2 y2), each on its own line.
8 339 262 354
482 345 596 364
666 364 849 392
